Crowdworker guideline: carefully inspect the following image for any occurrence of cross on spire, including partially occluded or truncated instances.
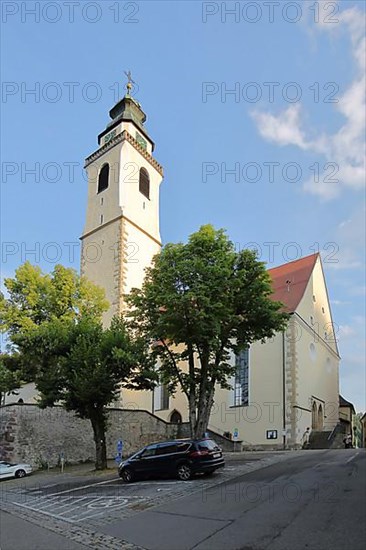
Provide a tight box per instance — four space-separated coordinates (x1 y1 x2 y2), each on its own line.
124 70 135 95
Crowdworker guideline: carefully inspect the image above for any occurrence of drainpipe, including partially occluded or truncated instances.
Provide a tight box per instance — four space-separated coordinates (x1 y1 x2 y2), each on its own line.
282 330 286 450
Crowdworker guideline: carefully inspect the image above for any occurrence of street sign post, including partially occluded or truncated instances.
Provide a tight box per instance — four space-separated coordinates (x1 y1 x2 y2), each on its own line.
115 440 123 464
233 428 239 452
60 451 65 473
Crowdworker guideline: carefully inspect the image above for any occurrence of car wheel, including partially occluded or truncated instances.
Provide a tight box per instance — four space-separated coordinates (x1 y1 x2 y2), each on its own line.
121 468 134 483
177 463 192 481
15 469 26 479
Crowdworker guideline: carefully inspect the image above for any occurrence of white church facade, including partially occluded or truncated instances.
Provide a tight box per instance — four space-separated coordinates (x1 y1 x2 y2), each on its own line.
80 88 341 449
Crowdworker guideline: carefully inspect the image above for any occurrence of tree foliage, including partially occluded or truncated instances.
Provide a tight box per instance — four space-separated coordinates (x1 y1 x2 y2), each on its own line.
128 225 289 438
0 262 109 337
17 317 155 469
0 262 154 469
0 353 22 405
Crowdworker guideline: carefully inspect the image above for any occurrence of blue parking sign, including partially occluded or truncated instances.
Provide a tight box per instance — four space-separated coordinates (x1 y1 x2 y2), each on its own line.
115 440 123 464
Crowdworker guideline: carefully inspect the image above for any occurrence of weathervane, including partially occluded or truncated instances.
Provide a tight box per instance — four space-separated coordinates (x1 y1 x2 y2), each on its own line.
124 70 135 95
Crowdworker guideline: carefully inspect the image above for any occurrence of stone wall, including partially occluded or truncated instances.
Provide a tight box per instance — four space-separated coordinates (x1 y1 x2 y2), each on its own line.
0 404 190 469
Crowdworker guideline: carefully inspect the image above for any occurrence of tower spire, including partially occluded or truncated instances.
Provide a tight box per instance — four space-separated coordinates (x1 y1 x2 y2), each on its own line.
124 69 135 96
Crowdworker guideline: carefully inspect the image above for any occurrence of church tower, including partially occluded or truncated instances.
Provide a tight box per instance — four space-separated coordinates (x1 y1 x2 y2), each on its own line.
81 80 164 324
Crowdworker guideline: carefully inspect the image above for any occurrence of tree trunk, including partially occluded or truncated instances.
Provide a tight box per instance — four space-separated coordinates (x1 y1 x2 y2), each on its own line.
188 393 197 438
90 411 107 470
194 384 215 439
187 344 196 438
194 344 213 439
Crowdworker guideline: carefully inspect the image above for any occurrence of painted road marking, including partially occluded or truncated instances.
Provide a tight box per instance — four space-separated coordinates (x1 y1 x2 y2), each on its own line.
13 494 142 523
46 478 191 497
87 497 128 509
47 477 117 497
346 452 359 464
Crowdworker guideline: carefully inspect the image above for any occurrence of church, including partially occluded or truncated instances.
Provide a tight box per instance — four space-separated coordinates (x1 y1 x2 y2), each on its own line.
80 84 342 449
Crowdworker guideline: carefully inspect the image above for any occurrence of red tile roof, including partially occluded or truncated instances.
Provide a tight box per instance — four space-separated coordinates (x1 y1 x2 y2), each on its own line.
268 253 319 312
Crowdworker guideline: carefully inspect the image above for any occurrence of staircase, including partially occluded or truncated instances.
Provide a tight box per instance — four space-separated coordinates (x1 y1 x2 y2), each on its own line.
308 424 346 449
308 430 332 449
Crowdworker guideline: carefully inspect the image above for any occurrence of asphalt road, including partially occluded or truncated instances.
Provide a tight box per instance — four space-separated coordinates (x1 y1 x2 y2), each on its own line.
96 449 366 550
0 449 365 550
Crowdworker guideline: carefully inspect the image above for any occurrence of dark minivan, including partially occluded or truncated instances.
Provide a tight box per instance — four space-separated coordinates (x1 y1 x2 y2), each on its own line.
118 438 224 482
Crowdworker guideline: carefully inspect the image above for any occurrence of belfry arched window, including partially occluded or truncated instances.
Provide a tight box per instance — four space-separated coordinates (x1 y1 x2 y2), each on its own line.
97 163 109 193
139 167 150 199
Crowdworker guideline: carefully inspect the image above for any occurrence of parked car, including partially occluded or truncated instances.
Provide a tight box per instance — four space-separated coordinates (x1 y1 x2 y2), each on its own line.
0 461 33 480
118 438 224 482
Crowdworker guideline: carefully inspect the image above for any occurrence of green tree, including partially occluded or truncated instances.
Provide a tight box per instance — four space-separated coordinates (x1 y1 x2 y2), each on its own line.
353 412 363 448
0 353 22 405
1 263 152 469
128 225 289 438
0 262 108 337
13 317 155 469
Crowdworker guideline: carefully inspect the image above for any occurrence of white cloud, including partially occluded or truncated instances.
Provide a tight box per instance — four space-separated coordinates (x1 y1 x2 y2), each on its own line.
330 299 350 305
326 206 365 270
251 104 309 149
338 324 355 338
251 5 366 200
348 285 366 297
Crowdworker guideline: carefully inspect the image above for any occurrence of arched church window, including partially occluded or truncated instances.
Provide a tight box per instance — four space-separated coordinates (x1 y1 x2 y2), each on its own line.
97 163 109 193
139 167 150 199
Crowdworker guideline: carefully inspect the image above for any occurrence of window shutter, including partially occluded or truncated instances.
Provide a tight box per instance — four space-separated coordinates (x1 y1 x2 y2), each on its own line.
139 168 150 199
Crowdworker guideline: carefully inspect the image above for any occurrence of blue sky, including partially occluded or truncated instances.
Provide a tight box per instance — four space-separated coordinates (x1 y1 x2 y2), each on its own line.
1 1 365 411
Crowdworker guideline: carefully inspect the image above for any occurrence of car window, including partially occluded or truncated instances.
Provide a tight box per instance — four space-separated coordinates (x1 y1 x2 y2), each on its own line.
140 445 157 457
156 444 178 455
176 442 191 452
197 440 219 451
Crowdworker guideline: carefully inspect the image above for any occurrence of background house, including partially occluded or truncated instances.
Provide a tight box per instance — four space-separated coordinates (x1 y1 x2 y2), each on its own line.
339 394 356 434
360 413 366 448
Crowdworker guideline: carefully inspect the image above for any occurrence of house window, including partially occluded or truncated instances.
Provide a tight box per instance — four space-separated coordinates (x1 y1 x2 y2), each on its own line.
309 343 316 361
97 163 109 193
154 384 169 410
139 167 150 199
234 348 249 406
160 384 170 410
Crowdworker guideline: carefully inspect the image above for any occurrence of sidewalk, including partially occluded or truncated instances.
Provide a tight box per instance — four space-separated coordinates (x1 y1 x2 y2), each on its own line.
0 510 90 550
